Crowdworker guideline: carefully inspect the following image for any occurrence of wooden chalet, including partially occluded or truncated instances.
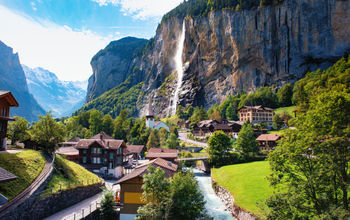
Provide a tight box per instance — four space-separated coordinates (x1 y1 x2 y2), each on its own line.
191 119 243 137
256 134 281 151
114 158 178 215
58 137 80 148
0 91 18 151
75 132 127 178
145 148 178 162
125 145 145 160
55 146 79 162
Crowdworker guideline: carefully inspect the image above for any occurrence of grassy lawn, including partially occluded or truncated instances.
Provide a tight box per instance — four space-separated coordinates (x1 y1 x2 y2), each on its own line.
274 106 296 116
0 150 46 200
44 155 101 195
212 161 274 217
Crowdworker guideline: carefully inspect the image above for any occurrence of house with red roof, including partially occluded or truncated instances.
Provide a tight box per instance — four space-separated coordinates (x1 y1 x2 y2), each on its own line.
0 91 18 150
75 132 128 178
145 148 178 162
256 134 281 151
114 158 178 216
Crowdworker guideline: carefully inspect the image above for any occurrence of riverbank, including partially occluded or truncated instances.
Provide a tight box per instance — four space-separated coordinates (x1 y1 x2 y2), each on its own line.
212 181 256 220
211 161 274 219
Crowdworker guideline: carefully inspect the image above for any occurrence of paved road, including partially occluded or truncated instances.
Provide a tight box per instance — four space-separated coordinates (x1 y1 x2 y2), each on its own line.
178 132 208 148
44 180 119 220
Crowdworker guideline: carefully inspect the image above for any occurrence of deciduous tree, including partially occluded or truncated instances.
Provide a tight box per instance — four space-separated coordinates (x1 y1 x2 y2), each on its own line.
235 122 259 157
7 116 29 145
207 130 232 167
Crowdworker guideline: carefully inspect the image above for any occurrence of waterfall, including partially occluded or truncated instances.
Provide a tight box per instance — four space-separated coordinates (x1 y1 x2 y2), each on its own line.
170 21 186 116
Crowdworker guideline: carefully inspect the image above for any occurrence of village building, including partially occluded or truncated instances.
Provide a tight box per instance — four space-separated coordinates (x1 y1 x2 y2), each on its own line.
145 101 170 132
191 119 243 138
177 120 191 129
58 137 80 148
256 134 281 151
124 145 145 161
55 146 79 162
0 91 18 151
145 148 178 162
75 132 128 178
114 158 178 217
238 106 274 128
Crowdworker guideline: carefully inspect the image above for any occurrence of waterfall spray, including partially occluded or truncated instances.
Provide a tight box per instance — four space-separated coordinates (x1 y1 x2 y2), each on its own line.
170 21 186 116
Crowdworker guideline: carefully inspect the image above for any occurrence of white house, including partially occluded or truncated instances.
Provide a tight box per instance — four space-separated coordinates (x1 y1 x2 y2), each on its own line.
146 101 170 132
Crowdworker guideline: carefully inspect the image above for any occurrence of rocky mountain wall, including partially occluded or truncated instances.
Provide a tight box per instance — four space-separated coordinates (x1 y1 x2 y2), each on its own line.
85 0 350 117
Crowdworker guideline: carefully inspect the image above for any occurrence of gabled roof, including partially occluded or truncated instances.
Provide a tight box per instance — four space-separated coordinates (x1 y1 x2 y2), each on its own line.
146 148 178 159
76 138 125 150
256 134 281 141
56 146 79 156
115 158 178 184
0 167 17 182
125 145 145 154
0 91 18 107
90 132 113 140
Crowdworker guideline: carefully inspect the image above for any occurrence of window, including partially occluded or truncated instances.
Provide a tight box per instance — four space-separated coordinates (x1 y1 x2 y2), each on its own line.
91 148 94 154
82 157 87 164
110 152 114 159
117 157 122 164
83 150 87 154
104 150 107 154
104 158 107 163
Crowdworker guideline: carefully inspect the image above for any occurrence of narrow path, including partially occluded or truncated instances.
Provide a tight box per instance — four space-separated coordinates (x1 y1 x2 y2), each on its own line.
44 180 119 220
0 153 55 218
178 132 208 148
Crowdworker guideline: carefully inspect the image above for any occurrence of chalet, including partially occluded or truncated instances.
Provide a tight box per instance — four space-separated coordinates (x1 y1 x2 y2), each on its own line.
55 146 79 162
191 119 242 137
238 106 274 128
145 101 170 132
145 148 178 162
75 132 127 178
125 145 145 160
0 91 18 150
256 134 281 151
114 158 178 216
58 137 80 148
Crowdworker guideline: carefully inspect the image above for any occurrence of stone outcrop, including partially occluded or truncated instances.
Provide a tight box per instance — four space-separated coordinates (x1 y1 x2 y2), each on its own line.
0 41 45 121
85 0 350 117
86 37 147 102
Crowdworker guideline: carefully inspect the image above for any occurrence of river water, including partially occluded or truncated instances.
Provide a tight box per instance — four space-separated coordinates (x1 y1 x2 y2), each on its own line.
193 169 236 220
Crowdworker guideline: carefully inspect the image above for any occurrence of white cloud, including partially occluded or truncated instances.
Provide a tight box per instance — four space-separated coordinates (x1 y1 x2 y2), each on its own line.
0 5 115 81
92 0 183 20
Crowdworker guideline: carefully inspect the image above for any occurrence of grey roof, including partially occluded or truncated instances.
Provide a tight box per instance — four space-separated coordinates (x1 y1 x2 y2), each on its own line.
0 167 17 182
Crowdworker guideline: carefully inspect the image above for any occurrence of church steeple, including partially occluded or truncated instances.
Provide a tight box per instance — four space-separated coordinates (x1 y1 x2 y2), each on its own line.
146 98 155 129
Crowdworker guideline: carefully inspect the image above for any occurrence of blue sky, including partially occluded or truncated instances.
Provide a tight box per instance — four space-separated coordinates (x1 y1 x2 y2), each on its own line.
0 0 182 82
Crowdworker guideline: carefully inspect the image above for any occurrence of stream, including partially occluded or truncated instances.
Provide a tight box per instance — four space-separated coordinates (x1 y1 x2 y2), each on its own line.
193 169 236 220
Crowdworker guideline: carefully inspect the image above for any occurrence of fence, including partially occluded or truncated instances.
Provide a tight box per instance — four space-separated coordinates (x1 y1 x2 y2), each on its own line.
62 200 101 220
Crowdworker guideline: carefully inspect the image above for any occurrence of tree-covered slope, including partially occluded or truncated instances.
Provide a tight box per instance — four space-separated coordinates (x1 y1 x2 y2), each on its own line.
77 79 144 118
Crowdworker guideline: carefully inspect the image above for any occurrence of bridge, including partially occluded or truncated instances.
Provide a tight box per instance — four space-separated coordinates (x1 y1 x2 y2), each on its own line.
176 157 210 173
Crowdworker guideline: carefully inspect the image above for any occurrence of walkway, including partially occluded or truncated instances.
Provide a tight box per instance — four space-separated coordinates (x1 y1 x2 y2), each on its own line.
178 132 208 148
0 154 54 218
44 180 119 220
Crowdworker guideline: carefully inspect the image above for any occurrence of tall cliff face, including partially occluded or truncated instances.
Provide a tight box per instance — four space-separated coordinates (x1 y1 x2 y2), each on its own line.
85 0 350 117
86 37 148 102
140 0 350 116
0 41 46 122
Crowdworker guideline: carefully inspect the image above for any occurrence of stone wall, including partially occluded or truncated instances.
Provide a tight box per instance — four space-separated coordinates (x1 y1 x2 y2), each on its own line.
212 179 256 220
30 183 104 219
3 182 103 220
